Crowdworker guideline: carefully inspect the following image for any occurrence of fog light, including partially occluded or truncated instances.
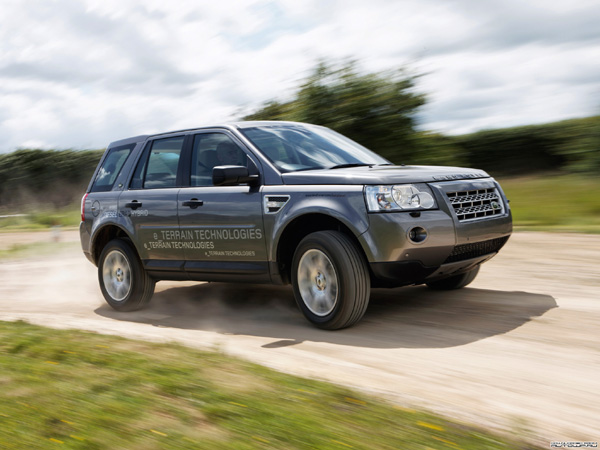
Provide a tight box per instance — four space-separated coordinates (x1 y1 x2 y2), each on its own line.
408 226 427 244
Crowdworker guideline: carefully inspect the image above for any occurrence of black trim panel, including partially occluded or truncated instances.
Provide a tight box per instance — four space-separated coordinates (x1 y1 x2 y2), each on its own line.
143 260 185 271
146 270 190 281
187 272 271 283
185 260 268 274
443 236 509 263
370 261 438 288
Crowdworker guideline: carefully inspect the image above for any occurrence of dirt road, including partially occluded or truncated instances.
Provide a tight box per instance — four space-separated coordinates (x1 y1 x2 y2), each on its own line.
1 230 598 446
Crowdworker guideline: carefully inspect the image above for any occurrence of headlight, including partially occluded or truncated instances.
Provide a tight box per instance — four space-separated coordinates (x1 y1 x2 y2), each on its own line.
365 184 437 212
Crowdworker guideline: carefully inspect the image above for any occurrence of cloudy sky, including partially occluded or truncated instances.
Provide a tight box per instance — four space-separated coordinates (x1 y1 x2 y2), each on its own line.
1 0 599 152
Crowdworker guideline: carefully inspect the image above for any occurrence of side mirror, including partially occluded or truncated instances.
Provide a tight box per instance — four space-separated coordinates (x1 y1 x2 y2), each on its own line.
212 165 259 186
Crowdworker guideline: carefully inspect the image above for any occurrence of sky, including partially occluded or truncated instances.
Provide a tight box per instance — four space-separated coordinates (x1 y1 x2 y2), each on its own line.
1 0 599 152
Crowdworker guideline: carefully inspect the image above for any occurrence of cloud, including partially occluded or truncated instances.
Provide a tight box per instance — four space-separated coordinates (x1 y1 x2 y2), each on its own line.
0 0 598 151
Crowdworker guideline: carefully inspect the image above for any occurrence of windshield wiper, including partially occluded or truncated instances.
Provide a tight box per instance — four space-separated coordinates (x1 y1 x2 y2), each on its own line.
328 163 373 170
290 167 323 172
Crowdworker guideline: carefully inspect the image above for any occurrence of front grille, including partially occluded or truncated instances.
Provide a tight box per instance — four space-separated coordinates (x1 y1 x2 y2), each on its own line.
447 188 503 222
444 236 510 264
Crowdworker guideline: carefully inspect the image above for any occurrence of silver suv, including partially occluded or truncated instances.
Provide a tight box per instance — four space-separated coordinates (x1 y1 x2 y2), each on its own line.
80 121 512 329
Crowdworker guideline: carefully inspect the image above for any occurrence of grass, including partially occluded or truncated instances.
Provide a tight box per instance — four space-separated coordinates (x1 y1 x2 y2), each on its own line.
498 174 600 233
0 241 79 260
0 320 540 450
0 205 81 231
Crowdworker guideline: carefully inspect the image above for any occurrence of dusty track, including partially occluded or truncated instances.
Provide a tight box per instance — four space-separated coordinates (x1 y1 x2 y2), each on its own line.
1 230 599 446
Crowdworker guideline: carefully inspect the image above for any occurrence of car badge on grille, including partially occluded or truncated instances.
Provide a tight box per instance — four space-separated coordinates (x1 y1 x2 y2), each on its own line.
491 201 501 210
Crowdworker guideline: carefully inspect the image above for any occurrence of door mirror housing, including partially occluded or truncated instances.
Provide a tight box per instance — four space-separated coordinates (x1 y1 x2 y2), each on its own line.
212 165 259 186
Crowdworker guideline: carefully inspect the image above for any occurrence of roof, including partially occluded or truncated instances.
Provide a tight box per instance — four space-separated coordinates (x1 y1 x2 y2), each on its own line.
108 121 314 147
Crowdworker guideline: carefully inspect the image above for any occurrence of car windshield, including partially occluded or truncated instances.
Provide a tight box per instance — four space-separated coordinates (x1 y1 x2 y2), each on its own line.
240 124 389 173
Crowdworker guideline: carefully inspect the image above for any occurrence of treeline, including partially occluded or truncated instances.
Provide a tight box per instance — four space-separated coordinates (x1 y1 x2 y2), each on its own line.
1 116 598 211
1 62 598 211
452 115 600 175
245 61 600 176
0 149 103 210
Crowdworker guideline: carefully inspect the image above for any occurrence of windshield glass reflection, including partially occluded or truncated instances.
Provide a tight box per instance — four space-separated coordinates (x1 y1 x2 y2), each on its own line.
240 124 389 173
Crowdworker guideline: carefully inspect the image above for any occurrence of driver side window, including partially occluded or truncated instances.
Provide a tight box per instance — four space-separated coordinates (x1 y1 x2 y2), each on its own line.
191 133 245 187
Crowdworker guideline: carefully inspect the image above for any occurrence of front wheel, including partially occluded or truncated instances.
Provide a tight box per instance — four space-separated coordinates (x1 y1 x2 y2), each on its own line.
426 265 480 290
292 231 370 330
98 239 155 311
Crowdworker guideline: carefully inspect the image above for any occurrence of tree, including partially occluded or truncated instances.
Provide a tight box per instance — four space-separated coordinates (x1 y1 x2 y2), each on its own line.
243 61 426 164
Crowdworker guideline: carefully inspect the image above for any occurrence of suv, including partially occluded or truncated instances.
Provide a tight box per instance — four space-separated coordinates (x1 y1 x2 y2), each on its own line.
80 121 512 329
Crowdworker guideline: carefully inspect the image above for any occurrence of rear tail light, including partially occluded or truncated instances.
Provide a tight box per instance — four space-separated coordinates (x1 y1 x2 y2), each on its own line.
81 193 89 221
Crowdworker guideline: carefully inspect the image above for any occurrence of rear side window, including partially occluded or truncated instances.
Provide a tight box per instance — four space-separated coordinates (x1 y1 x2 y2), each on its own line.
91 144 134 192
130 136 184 189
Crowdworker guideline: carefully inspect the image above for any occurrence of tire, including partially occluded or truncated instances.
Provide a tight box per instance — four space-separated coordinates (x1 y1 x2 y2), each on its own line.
291 231 370 330
98 239 155 311
426 265 480 290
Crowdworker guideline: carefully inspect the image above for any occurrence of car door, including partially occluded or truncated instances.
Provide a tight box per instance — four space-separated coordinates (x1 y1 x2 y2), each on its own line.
119 135 187 275
177 131 269 282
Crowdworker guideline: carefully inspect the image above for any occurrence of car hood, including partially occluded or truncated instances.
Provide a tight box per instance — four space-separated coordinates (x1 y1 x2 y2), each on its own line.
281 165 490 185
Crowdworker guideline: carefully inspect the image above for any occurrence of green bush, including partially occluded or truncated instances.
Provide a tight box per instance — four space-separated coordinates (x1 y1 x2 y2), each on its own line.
453 116 600 175
0 149 103 211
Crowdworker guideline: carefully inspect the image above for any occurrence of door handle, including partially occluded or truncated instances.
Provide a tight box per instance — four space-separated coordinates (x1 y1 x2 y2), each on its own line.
125 201 142 210
182 198 203 209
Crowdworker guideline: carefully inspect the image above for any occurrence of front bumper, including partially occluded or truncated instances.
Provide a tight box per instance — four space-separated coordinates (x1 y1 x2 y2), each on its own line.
370 252 498 287
360 177 512 286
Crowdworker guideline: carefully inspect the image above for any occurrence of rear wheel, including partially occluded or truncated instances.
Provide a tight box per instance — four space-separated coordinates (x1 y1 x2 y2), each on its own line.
426 265 480 290
292 231 370 330
98 239 155 311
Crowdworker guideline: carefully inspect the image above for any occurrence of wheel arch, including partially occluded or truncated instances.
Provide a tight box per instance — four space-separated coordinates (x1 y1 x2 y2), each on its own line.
91 224 135 265
275 213 368 284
